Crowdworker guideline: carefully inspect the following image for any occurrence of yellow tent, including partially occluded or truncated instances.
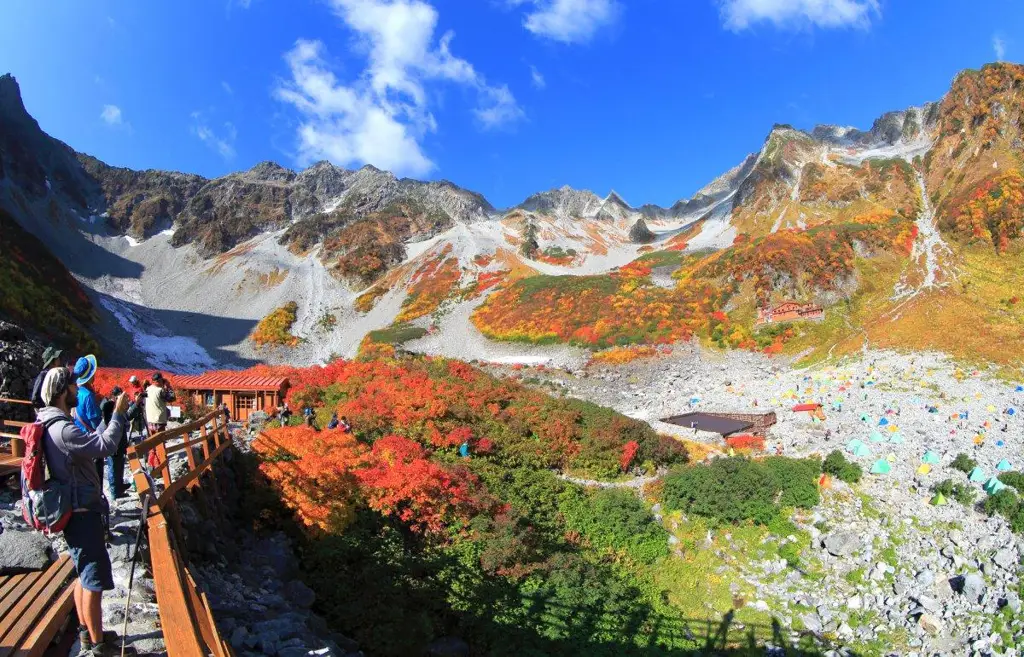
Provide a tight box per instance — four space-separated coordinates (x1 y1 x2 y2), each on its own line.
917 464 932 475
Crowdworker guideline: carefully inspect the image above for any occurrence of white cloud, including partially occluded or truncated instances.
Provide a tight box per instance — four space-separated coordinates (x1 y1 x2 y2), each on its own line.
221 81 234 94
275 0 522 176
511 0 620 44
529 64 546 89
993 35 1006 61
100 105 123 126
191 112 237 160
718 0 879 31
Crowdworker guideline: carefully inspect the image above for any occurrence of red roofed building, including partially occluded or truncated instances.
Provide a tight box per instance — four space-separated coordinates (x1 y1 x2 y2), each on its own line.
174 372 289 422
756 301 824 326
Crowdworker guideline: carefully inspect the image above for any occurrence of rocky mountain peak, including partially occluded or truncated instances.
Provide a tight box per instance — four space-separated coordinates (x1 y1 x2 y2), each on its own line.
242 161 296 184
516 185 605 218
0 73 36 128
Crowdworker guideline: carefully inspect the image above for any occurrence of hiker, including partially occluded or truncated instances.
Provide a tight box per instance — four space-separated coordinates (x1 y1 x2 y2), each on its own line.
327 412 339 430
71 356 104 483
37 366 132 656
221 402 231 423
144 374 175 470
99 386 139 499
144 373 175 436
340 415 352 433
279 404 291 424
127 378 148 444
30 345 64 409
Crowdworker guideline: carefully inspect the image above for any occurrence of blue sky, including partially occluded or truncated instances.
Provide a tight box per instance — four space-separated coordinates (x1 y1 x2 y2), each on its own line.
1 0 1019 208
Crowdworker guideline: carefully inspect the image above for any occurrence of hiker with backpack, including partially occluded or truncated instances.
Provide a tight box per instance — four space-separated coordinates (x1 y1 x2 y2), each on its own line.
31 366 132 655
30 345 65 409
99 386 139 499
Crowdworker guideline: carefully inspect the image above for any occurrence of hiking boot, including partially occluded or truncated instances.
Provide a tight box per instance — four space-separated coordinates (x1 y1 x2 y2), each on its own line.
78 626 92 653
90 637 136 657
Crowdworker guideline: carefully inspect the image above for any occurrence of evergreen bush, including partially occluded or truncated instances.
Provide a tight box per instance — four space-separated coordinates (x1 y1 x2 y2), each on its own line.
822 450 863 483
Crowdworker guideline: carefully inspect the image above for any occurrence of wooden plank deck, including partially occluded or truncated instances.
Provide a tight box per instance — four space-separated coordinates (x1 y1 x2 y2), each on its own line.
0 555 77 657
0 454 19 479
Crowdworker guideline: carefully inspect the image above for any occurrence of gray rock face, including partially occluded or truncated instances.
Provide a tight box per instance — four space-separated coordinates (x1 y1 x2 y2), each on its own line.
958 573 987 602
823 531 861 557
284 580 316 608
993 548 1017 571
0 530 53 574
627 218 657 244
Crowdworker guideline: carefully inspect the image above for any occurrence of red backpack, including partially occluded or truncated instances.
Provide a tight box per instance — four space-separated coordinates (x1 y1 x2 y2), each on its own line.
20 417 73 535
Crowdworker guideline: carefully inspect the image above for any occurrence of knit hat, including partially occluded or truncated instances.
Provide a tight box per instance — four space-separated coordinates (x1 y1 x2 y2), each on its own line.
41 367 73 406
74 355 98 387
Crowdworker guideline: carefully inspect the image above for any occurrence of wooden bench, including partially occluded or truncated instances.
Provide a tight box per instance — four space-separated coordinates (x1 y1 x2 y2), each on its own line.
0 454 19 480
0 555 77 657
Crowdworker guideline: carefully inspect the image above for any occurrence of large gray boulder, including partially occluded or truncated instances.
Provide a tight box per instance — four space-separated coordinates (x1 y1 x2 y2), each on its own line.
0 530 53 574
822 531 862 557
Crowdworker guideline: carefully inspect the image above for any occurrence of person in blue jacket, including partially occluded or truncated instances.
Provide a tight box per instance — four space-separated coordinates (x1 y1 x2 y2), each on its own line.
72 355 105 483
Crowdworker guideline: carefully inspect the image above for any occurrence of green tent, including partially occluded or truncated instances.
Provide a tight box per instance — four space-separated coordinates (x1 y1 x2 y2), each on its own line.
860 413 870 422
969 467 987 483
869 430 886 442
853 444 872 457
984 478 1007 494
997 459 1013 472
847 439 865 453
870 459 891 475
922 451 941 465
930 492 947 506
889 432 904 444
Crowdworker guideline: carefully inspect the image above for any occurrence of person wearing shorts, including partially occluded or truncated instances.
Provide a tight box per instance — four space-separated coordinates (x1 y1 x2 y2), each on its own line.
37 367 132 656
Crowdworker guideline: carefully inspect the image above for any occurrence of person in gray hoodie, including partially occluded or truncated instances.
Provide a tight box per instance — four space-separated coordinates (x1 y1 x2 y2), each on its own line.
37 366 131 656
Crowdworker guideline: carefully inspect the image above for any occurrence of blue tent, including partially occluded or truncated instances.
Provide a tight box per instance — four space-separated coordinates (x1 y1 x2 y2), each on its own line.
1007 408 1016 416
985 478 1007 494
1015 385 1024 392
969 467 987 483
997 459 1013 472
878 418 890 426
870 459 891 474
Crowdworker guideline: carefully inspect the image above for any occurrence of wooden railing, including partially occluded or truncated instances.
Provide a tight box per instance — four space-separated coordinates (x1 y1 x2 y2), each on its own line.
0 397 33 457
127 409 235 657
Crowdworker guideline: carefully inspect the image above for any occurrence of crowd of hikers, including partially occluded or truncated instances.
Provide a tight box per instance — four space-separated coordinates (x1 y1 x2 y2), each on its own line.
12 345 358 655
20 347 180 656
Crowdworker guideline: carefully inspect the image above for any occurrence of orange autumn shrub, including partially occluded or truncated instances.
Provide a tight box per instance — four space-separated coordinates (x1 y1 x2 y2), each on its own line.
396 250 462 322
589 345 663 366
252 301 300 348
726 434 765 452
944 171 1024 252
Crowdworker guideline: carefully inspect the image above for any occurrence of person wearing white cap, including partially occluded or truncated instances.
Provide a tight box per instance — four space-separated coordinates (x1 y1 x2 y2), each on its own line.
37 367 133 655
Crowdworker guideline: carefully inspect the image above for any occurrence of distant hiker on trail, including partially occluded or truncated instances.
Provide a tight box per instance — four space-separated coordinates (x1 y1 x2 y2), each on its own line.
340 415 352 433
31 345 64 409
99 386 139 499
127 377 147 444
37 366 133 656
327 412 339 430
220 402 231 423
145 374 175 469
279 404 291 424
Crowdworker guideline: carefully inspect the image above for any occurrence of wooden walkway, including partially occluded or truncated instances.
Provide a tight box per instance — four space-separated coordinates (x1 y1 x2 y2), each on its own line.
0 555 77 657
127 409 235 657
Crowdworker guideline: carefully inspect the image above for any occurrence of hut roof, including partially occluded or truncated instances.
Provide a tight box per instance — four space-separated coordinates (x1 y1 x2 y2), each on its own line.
661 412 753 436
173 373 288 392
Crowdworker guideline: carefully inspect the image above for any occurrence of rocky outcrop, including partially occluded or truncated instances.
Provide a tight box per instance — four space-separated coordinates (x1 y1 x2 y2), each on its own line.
0 320 43 420
628 217 656 243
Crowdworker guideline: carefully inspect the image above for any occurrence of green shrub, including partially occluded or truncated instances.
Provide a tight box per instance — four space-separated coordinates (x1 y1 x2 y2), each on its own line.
932 479 976 507
822 450 863 483
561 488 669 564
662 456 820 526
998 471 1024 495
951 453 977 474
763 456 822 509
983 489 1020 519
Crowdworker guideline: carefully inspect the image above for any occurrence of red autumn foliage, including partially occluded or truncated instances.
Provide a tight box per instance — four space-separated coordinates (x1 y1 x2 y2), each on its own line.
725 434 766 452
620 440 640 471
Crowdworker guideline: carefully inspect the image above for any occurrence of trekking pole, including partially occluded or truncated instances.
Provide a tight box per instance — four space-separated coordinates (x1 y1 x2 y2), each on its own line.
121 490 150 657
